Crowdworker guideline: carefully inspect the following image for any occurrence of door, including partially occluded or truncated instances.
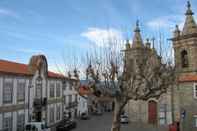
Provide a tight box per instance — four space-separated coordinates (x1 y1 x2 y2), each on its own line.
148 100 157 124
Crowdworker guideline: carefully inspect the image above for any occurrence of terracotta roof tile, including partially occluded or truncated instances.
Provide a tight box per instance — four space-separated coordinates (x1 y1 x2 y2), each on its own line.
179 74 197 82
0 59 64 79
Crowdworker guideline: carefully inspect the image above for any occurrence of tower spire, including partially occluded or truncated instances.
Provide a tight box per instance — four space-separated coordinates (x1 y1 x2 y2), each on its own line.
182 1 197 35
186 1 193 15
132 20 144 48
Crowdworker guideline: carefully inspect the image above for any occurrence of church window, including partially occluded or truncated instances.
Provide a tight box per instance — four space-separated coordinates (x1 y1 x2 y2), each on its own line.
181 50 189 68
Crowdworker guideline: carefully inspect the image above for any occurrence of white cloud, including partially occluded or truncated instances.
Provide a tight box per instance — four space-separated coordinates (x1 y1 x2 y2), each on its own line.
81 27 124 47
147 15 184 31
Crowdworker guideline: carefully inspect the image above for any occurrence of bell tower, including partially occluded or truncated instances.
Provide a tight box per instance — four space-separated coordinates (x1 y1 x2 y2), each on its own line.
172 1 197 75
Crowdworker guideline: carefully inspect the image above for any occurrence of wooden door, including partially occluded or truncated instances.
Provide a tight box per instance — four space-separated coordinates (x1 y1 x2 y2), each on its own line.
148 100 157 124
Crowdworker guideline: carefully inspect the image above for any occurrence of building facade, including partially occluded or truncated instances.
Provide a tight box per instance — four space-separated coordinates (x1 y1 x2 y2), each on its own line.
63 79 78 119
124 21 173 126
125 1 197 131
0 55 77 131
172 1 197 131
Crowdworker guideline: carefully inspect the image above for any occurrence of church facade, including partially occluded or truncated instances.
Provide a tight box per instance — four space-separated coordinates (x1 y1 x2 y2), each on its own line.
125 1 197 131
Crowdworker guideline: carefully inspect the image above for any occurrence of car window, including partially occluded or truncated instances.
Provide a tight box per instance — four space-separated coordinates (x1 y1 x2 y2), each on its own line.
122 115 128 118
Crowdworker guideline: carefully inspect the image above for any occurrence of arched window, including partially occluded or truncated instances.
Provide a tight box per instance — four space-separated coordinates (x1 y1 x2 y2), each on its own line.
181 50 189 68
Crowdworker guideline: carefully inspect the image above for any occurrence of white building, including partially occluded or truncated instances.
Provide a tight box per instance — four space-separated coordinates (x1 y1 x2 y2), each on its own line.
77 95 88 116
0 55 76 131
62 79 78 119
77 84 90 116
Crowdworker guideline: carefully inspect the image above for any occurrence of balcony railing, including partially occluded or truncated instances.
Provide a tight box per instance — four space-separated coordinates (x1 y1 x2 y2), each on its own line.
33 98 47 110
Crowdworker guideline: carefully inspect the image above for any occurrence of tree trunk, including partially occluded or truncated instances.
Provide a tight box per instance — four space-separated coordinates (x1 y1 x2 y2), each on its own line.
111 99 122 131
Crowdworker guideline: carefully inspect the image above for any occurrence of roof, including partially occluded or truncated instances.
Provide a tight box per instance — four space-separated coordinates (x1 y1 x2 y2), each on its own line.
179 74 197 83
0 59 65 79
78 85 92 96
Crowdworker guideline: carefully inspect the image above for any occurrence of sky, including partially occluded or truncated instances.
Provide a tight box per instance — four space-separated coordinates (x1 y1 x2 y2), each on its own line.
0 0 197 73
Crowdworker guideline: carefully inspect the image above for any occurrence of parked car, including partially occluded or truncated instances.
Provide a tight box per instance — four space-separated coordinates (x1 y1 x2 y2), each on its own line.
56 119 77 131
120 115 129 124
80 113 90 120
56 123 70 131
25 122 48 131
92 109 103 116
68 120 77 129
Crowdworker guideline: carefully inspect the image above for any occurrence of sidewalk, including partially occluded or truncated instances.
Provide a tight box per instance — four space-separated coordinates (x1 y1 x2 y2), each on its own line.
122 122 168 131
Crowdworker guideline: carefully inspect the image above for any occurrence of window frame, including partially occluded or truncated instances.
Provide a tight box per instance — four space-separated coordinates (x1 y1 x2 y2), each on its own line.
17 81 25 102
35 77 42 98
181 50 189 68
50 107 55 123
194 115 197 127
49 83 55 98
56 83 61 97
3 78 13 104
193 83 197 99
17 113 25 131
2 113 13 131
56 105 61 121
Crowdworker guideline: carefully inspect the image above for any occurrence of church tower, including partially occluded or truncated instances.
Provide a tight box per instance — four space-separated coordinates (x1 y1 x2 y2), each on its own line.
172 1 197 76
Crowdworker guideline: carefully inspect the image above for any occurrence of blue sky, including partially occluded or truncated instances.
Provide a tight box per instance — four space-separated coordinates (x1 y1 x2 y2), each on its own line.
0 0 197 73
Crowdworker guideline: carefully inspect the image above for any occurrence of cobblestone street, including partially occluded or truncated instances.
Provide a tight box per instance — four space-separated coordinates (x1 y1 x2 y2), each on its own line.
73 112 168 131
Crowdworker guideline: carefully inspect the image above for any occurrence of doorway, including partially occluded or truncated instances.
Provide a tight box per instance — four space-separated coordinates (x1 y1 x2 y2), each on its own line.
148 100 157 124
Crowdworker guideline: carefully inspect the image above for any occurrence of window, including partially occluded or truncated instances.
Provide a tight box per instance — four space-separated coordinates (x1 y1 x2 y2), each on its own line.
17 113 25 131
64 96 67 104
75 94 78 102
194 115 197 127
159 104 167 125
35 77 42 98
68 95 72 103
49 83 55 98
3 114 12 131
56 83 61 97
3 79 13 104
62 81 66 90
50 107 54 123
181 50 189 68
17 81 25 102
194 84 197 99
56 105 61 121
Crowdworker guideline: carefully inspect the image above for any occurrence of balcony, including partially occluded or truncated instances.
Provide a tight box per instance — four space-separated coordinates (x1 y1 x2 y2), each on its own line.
33 98 47 110
33 98 42 110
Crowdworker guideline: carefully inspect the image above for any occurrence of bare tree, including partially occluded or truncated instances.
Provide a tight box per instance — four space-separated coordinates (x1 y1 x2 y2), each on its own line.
58 23 176 131
79 34 176 131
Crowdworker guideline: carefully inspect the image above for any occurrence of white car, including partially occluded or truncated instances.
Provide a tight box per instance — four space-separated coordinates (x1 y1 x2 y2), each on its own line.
120 115 129 124
25 122 48 131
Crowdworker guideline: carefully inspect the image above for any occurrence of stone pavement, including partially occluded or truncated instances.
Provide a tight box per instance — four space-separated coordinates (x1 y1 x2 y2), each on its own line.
73 112 168 131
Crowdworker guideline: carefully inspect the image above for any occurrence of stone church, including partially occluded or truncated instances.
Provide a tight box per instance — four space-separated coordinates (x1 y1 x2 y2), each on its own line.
125 1 197 131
